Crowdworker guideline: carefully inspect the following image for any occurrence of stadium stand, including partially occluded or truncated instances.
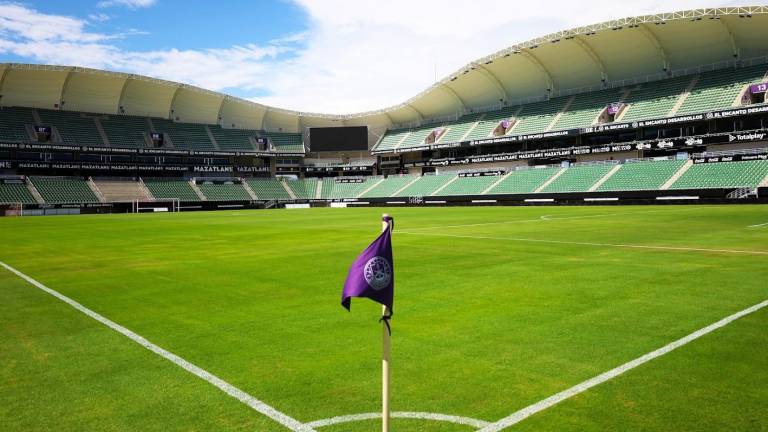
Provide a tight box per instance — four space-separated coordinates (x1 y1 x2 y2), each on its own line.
392 174 454 197
143 179 201 201
677 65 768 115
464 107 519 140
541 164 614 193
375 129 410 151
99 115 150 148
320 178 378 199
152 118 215 151
360 176 415 198
597 159 686 191
210 126 257 152
487 167 559 194
197 182 252 201
438 175 500 196
620 76 694 122
262 132 304 153
439 113 485 142
246 178 292 200
37 109 105 147
397 125 437 149
92 179 152 202
0 179 36 204
505 98 570 135
30 177 100 204
287 178 318 199
0 107 34 142
668 160 768 189
552 89 624 130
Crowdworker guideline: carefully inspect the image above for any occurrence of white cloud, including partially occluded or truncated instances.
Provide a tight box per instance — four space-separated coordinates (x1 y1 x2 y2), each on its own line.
0 1 759 114
88 13 111 22
97 0 156 9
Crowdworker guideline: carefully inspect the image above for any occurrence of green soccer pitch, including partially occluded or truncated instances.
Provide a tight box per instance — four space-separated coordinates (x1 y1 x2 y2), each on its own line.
2 205 767 432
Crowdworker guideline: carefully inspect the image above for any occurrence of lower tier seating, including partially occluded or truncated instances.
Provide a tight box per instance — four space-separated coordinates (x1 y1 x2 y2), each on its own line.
143 180 201 201
30 177 99 204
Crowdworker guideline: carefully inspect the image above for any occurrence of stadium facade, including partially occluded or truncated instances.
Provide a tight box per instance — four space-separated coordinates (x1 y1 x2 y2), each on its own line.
1 6 768 214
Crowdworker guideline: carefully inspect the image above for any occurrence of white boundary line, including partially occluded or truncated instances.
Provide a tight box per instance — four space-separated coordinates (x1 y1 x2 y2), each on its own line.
306 411 490 429
747 221 768 228
398 213 618 232
0 261 314 432
477 299 768 432
400 232 768 256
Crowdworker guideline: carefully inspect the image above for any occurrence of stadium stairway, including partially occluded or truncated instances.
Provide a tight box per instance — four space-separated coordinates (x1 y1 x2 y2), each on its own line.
534 168 566 193
314 179 323 199
667 76 700 116
391 176 422 197
661 160 694 189
25 179 45 204
357 178 385 197
241 181 259 200
189 181 207 201
87 178 107 203
283 180 299 199
92 179 152 202
588 165 622 191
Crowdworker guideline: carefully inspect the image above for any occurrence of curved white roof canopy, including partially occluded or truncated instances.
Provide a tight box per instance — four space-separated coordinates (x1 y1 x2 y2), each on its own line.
1 6 767 146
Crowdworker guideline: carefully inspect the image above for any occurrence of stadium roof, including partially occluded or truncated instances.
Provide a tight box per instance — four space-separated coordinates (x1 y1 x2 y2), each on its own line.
1 6 768 138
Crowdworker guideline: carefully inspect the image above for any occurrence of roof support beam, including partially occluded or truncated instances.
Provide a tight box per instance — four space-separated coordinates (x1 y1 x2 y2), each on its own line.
216 96 228 126
59 68 74 109
439 82 467 112
717 18 740 59
260 108 270 130
573 36 608 83
168 86 182 120
520 50 555 93
638 24 671 71
474 64 509 103
0 67 9 107
116 76 131 114
406 103 424 121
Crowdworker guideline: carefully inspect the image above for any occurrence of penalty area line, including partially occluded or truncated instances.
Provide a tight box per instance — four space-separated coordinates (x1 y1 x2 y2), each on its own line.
477 299 768 432
0 260 315 432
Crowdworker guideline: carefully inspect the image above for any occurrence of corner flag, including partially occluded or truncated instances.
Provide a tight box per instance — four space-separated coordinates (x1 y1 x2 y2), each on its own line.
341 215 394 314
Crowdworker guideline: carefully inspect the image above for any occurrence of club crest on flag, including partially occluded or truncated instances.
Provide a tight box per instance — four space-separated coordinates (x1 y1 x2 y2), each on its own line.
364 256 392 291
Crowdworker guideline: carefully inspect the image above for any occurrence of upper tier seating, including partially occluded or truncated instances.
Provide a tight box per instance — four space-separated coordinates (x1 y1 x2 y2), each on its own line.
197 182 252 201
620 76 693 122
677 65 768 115
30 177 99 204
143 179 200 201
541 164 613 193
552 89 624 130
669 160 768 189
487 168 559 194
37 109 105 147
210 126 257 152
597 159 685 191
263 132 304 153
0 180 36 204
464 107 519 140
100 115 150 148
360 176 415 198
375 129 410 151
439 113 485 142
0 107 34 142
246 178 292 200
152 119 215 151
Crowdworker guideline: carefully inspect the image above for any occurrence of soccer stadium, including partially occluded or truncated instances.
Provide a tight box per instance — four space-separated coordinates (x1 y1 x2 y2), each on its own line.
1 3 768 431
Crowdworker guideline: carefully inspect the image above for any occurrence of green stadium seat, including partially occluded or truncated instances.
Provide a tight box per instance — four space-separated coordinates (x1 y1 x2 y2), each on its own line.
37 109 105 147
392 175 454 197
669 160 768 189
246 178 292 200
0 107 34 142
100 115 150 148
541 164 614 193
30 177 99 204
143 180 201 201
0 180 36 204
152 118 216 151
487 168 559 194
597 159 685 191
197 182 252 201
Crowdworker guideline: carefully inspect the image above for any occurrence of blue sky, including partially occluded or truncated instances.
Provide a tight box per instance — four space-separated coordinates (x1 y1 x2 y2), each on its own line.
0 0 757 113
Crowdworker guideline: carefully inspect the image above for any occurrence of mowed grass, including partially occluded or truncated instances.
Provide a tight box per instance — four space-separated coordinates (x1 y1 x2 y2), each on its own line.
1 205 767 431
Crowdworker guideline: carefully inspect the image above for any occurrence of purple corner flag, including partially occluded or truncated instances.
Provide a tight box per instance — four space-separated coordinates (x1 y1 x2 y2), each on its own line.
341 216 394 314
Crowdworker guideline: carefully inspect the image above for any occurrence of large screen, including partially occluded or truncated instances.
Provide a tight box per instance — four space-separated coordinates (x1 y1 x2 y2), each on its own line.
309 126 368 151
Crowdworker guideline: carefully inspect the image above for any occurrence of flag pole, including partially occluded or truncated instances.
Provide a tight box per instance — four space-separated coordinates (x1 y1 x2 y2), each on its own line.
381 213 392 432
